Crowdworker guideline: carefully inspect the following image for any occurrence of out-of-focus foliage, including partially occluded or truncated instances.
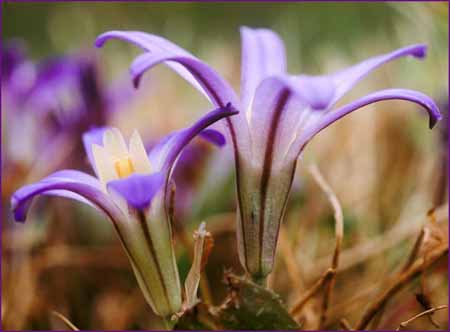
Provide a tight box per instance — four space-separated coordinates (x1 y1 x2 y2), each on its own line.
2 2 448 330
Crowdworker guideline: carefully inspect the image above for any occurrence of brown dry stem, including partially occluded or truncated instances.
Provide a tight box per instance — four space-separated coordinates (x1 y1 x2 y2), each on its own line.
306 203 447 281
309 165 343 328
401 227 426 272
289 268 335 317
278 226 305 295
339 318 353 330
396 305 448 330
169 185 213 305
51 311 79 331
355 245 448 330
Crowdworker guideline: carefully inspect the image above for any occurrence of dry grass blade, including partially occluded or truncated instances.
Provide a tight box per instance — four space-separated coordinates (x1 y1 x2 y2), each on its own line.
307 204 448 281
355 245 448 330
183 222 213 310
169 184 213 305
51 311 79 331
279 226 305 295
339 317 353 330
396 305 448 330
290 268 335 317
309 164 344 328
401 228 426 272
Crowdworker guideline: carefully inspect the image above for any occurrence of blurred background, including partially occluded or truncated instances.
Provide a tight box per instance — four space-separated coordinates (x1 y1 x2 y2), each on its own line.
2 2 448 330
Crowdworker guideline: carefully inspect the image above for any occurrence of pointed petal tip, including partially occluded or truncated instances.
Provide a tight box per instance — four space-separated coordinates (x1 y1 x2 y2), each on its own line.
225 102 239 116
10 195 26 223
94 33 108 48
410 44 427 59
132 74 142 89
429 112 442 129
94 31 121 48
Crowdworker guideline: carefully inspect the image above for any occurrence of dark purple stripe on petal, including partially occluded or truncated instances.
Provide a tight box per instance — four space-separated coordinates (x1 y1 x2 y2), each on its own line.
136 210 171 310
10 169 163 315
271 161 297 263
227 120 249 271
258 88 291 273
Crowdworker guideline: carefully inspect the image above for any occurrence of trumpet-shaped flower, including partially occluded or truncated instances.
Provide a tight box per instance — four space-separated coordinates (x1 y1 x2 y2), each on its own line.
95 27 441 283
11 104 238 317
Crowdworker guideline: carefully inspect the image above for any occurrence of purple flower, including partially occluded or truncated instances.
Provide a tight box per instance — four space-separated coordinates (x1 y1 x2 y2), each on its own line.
95 27 441 283
26 56 104 128
2 44 136 187
2 42 36 104
11 104 238 317
2 41 27 83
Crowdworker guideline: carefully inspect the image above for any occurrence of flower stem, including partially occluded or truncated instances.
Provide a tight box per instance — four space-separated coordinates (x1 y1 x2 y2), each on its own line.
161 316 173 330
252 274 268 287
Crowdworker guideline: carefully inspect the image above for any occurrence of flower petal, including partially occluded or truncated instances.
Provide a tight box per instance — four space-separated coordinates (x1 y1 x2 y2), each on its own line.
96 30 252 159
130 51 252 155
103 127 128 159
95 30 193 56
249 77 308 169
287 88 442 161
329 44 427 105
240 26 287 111
82 127 108 174
295 44 428 110
107 172 165 210
11 170 123 223
92 144 118 186
95 30 210 101
129 51 239 108
129 129 153 174
199 129 226 147
148 104 238 174
292 75 336 110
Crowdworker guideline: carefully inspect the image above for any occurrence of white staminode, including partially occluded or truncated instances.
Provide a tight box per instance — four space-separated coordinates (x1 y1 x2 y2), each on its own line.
92 128 152 188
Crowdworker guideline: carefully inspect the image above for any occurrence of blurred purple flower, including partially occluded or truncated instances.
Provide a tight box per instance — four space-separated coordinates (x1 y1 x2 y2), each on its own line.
11 104 237 317
2 44 134 185
2 41 27 83
95 27 441 283
2 42 36 103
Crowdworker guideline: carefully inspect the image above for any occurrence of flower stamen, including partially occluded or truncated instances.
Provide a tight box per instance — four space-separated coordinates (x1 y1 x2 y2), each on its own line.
114 156 135 178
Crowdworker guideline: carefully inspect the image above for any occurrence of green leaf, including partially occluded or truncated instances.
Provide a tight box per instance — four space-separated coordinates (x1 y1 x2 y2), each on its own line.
216 274 300 330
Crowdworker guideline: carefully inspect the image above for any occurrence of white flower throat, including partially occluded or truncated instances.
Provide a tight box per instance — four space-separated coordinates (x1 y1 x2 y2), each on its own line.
91 128 152 189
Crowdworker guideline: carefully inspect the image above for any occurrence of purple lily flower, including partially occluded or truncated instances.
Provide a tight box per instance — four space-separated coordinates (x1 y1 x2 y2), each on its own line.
95 27 441 283
11 104 238 317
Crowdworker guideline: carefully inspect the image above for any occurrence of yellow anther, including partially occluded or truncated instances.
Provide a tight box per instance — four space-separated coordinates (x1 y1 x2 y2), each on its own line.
114 157 135 178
